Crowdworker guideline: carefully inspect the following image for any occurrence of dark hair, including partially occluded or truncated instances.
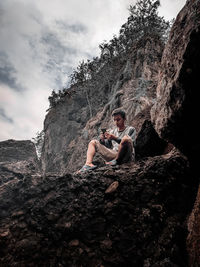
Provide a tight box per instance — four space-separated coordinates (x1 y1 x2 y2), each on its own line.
112 108 126 119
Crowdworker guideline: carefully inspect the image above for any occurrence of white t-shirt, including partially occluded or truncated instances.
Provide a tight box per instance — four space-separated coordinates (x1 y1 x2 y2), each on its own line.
110 126 136 151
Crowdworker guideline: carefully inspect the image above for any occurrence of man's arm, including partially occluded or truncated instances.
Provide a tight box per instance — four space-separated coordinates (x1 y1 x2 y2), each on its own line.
105 127 136 145
128 127 136 146
111 135 121 144
99 133 112 148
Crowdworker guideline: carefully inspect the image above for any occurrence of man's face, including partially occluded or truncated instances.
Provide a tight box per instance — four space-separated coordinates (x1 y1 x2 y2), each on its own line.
113 114 125 129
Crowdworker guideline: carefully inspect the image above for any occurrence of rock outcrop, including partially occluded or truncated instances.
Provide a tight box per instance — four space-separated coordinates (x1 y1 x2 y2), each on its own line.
0 139 38 164
0 140 40 185
135 120 168 160
150 0 200 265
151 0 200 167
0 149 196 266
187 184 200 267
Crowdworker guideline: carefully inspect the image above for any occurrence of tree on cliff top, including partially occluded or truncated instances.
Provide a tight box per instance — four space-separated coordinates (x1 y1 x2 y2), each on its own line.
128 0 169 41
69 0 170 86
48 0 171 108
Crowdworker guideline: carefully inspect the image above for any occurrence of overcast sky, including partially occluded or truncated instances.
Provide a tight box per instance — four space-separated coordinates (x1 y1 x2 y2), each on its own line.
0 0 186 141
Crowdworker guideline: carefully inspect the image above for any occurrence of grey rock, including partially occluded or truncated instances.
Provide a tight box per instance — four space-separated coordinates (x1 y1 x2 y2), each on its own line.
151 0 200 165
0 140 40 184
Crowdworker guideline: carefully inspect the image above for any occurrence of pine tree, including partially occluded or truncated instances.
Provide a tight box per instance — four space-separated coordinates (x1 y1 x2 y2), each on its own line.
128 0 170 42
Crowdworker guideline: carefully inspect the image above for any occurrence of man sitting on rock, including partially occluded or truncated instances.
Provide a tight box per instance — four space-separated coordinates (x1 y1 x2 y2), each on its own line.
78 108 136 173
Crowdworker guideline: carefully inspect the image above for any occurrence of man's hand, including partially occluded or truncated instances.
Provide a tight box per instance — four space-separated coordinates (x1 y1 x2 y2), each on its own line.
104 132 116 140
99 133 105 141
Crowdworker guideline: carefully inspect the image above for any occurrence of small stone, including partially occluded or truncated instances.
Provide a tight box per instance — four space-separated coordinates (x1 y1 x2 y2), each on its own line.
69 239 79 247
79 248 83 254
105 181 119 194
64 222 71 228
142 208 150 217
105 202 113 208
100 239 112 250
11 210 24 217
0 231 10 237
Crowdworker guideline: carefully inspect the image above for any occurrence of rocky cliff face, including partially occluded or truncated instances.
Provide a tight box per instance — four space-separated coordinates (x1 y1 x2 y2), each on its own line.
150 0 200 265
0 139 40 185
0 0 200 266
151 0 200 168
41 36 164 174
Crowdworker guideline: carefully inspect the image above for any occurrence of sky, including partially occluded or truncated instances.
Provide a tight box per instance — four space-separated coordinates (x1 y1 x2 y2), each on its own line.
0 0 186 141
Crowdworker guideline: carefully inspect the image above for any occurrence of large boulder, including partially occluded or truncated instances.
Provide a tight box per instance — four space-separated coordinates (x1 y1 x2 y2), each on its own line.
0 149 196 266
150 1 200 265
151 0 200 166
135 120 168 160
0 139 37 163
187 184 200 266
0 140 40 185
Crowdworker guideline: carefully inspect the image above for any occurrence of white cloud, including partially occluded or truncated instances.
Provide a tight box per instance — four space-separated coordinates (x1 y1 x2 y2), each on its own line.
0 0 186 141
0 84 49 140
159 0 187 21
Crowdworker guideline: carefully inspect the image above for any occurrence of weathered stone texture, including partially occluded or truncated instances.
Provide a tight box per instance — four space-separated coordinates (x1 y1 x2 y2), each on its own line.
151 0 200 163
187 184 200 267
0 149 196 266
135 120 168 160
0 139 37 163
0 140 40 185
149 0 200 265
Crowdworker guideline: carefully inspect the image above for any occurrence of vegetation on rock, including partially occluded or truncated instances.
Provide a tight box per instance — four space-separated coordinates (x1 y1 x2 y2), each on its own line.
48 0 171 109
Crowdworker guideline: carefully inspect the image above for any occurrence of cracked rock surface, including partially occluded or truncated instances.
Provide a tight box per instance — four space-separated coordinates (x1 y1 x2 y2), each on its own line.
0 149 196 266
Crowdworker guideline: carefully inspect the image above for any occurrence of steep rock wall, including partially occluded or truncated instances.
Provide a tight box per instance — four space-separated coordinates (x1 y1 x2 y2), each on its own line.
0 139 38 163
187 184 200 266
0 140 40 184
151 0 200 165
42 36 164 174
149 0 200 265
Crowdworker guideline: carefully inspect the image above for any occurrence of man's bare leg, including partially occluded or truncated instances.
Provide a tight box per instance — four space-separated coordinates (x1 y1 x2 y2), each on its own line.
105 136 132 165
115 136 133 164
85 140 96 167
76 140 97 173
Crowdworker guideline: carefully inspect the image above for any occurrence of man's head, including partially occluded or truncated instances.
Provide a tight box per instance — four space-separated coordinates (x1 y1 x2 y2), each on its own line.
112 108 126 130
